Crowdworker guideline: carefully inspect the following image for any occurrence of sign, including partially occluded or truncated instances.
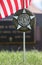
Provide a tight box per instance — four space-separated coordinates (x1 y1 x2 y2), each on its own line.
0 9 36 44
0 24 35 43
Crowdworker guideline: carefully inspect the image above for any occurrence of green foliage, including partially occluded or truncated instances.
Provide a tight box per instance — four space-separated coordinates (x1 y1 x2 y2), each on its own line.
0 50 42 65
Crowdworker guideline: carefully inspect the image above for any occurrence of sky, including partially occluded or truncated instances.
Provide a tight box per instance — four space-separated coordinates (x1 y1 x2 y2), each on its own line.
32 0 42 10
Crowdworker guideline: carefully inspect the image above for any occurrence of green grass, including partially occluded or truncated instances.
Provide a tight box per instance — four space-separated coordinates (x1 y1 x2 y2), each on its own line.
0 50 42 65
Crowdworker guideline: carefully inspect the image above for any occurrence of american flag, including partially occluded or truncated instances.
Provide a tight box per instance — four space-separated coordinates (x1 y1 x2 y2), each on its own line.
0 0 31 19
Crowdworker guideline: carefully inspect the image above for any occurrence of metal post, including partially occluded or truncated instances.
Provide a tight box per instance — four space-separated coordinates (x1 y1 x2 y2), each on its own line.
23 32 26 62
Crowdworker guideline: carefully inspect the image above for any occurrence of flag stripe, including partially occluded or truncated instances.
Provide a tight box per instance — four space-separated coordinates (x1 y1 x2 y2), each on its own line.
20 0 24 9
0 4 5 18
26 0 29 8
0 14 2 18
0 0 31 19
24 0 26 8
17 0 22 9
3 0 11 16
0 0 8 17
10 0 16 13
14 0 19 11
29 0 31 5
7 0 13 14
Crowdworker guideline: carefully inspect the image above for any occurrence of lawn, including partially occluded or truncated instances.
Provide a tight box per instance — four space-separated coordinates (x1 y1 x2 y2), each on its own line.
0 50 42 65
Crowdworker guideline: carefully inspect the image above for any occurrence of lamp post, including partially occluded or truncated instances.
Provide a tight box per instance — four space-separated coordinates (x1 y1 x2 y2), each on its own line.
23 32 25 62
